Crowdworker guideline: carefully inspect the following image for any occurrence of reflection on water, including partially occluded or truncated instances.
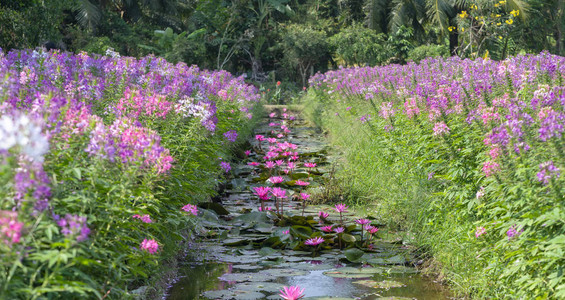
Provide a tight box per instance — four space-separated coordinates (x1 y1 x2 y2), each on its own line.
167 263 232 300
166 261 452 300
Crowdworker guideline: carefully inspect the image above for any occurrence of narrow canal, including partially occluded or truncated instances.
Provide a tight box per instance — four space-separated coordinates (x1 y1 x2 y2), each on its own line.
165 106 451 300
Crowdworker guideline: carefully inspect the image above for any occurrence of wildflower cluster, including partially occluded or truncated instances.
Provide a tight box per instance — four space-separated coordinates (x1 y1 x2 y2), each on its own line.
308 52 565 298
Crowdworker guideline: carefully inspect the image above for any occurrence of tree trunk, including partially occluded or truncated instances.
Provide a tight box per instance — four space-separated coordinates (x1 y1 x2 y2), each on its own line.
449 31 458 56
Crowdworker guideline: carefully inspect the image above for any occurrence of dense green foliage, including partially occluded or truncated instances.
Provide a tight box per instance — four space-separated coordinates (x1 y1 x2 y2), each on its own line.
304 53 565 298
1 0 563 84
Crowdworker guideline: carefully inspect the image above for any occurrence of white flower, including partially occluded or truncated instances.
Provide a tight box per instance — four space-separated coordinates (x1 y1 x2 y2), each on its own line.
0 114 49 162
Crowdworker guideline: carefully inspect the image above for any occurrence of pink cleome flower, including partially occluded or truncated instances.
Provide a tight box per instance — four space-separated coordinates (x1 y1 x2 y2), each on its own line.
482 160 500 177
140 238 159 254
432 121 450 136
182 204 198 216
475 226 486 238
133 214 153 223
0 211 24 246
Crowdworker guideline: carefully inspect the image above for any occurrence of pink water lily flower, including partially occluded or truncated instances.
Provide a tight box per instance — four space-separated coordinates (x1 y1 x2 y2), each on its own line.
333 203 348 213
321 225 333 233
295 180 310 186
355 219 371 225
304 162 317 168
318 211 329 219
268 176 285 184
304 236 325 246
253 186 272 200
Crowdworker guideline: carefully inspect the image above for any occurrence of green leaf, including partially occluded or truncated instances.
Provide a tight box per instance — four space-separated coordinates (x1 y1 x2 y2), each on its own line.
344 248 365 262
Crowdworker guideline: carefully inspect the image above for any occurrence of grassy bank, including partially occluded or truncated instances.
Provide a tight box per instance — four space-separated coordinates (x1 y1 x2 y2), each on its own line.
302 54 565 299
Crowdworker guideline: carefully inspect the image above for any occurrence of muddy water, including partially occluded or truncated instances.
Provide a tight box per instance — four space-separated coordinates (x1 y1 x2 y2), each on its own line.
165 106 451 300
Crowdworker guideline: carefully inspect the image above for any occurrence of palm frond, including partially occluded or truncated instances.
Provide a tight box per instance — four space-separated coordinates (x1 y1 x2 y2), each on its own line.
426 0 453 34
74 0 102 30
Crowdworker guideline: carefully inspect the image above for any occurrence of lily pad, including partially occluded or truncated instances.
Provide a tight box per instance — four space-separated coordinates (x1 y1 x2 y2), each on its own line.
223 238 250 246
202 290 265 300
259 268 308 277
234 281 286 293
199 202 230 215
232 264 264 270
219 272 276 282
344 248 365 263
258 247 278 257
367 254 407 266
352 279 405 289
291 263 334 271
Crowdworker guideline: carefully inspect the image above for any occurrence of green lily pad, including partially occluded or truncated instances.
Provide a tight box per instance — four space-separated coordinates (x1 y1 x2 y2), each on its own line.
352 279 405 289
223 238 250 246
258 247 278 257
202 290 265 300
259 268 308 277
291 263 334 271
233 212 270 224
199 202 230 215
219 272 276 282
232 264 264 270
290 225 313 239
234 281 286 293
367 254 407 266
341 234 356 243
344 248 365 263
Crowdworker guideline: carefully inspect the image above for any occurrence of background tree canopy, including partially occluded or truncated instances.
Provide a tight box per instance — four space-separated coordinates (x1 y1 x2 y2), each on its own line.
0 0 563 83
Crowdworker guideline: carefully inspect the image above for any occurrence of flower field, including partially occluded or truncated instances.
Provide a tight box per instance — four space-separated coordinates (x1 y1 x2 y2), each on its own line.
0 48 259 298
305 52 565 298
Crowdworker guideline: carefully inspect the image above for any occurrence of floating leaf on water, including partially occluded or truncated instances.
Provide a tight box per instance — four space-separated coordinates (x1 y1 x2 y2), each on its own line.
202 290 265 300
258 247 278 257
291 263 334 271
233 212 270 224
323 271 373 279
219 272 276 282
352 279 405 289
234 281 286 293
259 268 308 277
341 234 356 243
290 225 313 239
223 238 250 246
254 223 273 233
232 264 264 270
199 202 230 215
344 248 365 263
367 254 407 266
